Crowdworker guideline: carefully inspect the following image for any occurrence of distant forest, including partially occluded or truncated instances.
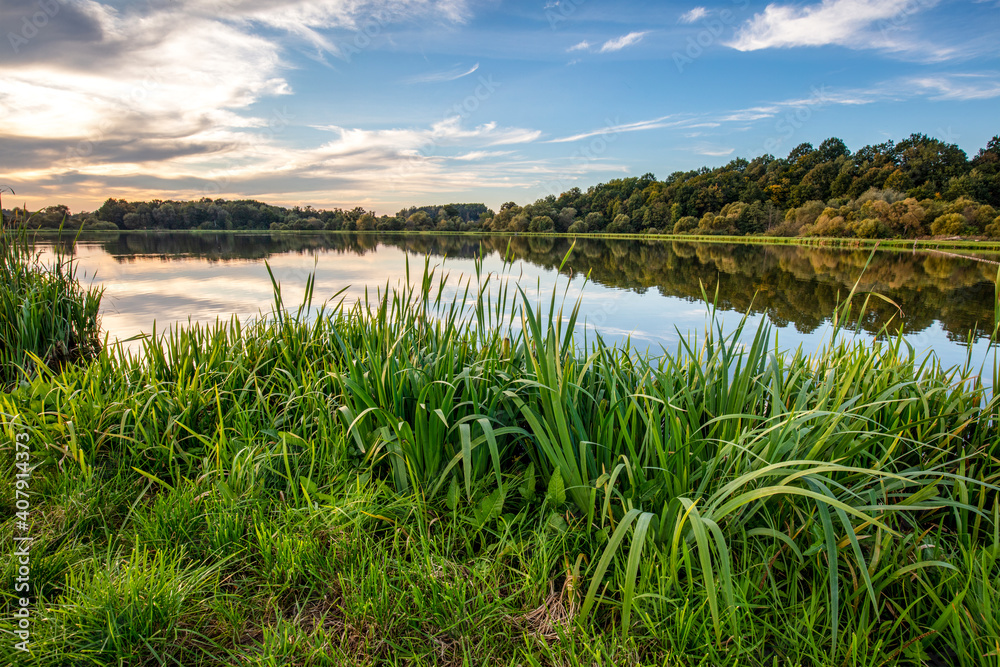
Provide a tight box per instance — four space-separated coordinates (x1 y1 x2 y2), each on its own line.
7 133 1000 240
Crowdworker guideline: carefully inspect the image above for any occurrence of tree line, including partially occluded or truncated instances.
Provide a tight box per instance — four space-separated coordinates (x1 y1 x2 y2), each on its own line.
6 132 999 240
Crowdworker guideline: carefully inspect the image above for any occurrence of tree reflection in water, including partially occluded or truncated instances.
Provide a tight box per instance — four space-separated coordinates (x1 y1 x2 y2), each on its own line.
47 231 1000 343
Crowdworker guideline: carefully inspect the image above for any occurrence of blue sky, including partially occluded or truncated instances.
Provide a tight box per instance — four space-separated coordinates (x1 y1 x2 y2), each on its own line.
2 0 998 214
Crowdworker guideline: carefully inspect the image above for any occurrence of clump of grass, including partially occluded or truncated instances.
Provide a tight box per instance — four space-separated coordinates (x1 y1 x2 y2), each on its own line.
1 247 998 666
0 220 102 386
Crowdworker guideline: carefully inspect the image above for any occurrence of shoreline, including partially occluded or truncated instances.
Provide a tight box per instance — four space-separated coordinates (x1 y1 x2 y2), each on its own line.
21 227 1000 255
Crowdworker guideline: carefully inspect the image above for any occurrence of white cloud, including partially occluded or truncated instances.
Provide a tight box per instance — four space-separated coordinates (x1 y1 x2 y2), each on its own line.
232 121 613 204
694 146 735 157
566 32 648 56
271 117 540 162
547 85 890 144
0 11 288 145
405 63 480 84
0 0 484 209
726 0 930 51
547 115 692 143
546 74 1000 153
449 150 515 161
907 73 1000 100
598 31 648 53
679 7 708 24
181 0 473 59
2 107 547 210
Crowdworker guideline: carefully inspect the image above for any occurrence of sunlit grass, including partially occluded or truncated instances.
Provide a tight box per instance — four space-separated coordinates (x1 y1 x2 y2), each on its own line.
1 218 102 387
1 244 998 666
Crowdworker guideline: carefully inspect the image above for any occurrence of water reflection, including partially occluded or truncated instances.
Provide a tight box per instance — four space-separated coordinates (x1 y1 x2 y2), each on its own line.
38 232 1000 369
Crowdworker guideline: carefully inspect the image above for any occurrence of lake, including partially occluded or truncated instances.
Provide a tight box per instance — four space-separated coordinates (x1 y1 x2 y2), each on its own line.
38 232 1000 371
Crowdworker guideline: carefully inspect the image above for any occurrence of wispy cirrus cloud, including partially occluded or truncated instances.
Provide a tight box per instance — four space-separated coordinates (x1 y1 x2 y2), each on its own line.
565 31 649 56
598 31 649 53
312 116 539 151
546 74 1000 146
907 73 1000 100
693 145 735 157
405 62 480 84
679 7 708 24
547 115 697 143
448 150 515 161
205 0 474 59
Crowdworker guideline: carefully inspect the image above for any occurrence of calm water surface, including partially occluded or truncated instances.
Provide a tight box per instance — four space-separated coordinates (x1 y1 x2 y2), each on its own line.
39 232 1000 371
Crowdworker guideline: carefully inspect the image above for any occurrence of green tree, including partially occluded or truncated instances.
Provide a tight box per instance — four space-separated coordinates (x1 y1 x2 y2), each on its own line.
406 211 431 230
556 207 577 232
930 213 966 236
122 212 143 230
529 215 554 232
673 216 698 234
95 198 133 227
883 168 913 192
606 213 632 234
985 215 1000 238
584 211 605 231
818 137 849 162
670 202 683 225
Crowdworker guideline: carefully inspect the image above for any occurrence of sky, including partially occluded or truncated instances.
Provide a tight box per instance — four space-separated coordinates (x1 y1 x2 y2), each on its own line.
1 0 998 215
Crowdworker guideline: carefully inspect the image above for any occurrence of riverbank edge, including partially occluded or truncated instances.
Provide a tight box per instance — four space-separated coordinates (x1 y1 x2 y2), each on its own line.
23 227 1000 255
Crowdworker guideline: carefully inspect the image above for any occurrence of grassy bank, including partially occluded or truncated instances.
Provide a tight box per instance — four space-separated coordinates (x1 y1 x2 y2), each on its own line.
1 247 999 665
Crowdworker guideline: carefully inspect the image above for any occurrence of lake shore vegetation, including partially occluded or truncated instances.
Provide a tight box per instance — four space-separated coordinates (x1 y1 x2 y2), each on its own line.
1 238 999 665
0 227 102 388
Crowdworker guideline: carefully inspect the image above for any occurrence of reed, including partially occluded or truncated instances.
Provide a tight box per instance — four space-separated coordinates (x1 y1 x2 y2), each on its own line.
0 220 102 387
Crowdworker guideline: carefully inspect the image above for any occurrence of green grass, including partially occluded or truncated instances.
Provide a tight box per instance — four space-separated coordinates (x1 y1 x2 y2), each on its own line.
0 224 103 388
1 247 999 666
